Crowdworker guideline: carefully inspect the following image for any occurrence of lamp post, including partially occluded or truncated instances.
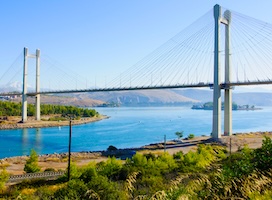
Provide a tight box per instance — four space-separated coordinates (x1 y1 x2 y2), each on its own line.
67 117 72 181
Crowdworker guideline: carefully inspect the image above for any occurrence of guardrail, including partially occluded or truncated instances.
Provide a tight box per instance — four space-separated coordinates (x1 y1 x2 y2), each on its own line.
8 171 65 183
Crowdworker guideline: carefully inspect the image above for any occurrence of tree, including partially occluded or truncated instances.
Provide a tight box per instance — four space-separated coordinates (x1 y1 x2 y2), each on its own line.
24 149 41 173
188 134 195 139
0 169 9 190
175 131 184 140
254 136 272 170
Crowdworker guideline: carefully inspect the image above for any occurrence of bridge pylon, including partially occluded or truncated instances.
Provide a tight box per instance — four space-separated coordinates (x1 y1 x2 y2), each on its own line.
223 10 232 136
212 5 232 139
22 47 41 122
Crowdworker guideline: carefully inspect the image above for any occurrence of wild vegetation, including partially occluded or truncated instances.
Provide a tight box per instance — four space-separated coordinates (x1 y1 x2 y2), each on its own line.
24 149 41 173
0 101 98 118
0 137 271 199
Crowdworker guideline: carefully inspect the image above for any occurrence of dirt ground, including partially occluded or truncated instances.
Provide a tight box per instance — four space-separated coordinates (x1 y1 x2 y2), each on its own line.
1 131 271 175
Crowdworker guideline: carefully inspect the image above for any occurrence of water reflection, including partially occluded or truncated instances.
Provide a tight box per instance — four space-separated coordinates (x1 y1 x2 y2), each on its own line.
35 128 42 152
22 128 29 155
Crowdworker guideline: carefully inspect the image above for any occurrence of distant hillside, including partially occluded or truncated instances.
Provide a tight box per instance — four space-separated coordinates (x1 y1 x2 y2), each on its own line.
10 95 104 107
172 89 213 102
5 88 272 107
85 90 198 106
233 92 272 106
172 89 272 106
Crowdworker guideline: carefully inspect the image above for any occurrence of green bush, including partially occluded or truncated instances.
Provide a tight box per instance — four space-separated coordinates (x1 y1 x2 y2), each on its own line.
24 149 41 173
80 163 97 183
0 101 98 118
188 134 195 139
87 175 127 200
254 136 272 170
44 168 56 172
0 169 9 190
54 179 88 200
97 157 122 180
223 145 254 178
62 162 82 181
175 131 184 139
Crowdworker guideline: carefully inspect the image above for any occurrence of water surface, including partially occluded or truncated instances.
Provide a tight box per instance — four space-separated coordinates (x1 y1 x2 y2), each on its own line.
0 106 271 158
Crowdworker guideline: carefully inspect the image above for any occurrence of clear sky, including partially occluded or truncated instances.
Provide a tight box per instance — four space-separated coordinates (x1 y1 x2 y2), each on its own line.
1 0 272 90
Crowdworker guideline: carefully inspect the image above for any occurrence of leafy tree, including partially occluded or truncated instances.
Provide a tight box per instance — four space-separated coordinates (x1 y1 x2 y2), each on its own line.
0 101 98 118
254 136 272 170
175 131 183 139
24 149 41 173
188 134 195 139
182 144 219 172
156 152 178 173
97 157 122 180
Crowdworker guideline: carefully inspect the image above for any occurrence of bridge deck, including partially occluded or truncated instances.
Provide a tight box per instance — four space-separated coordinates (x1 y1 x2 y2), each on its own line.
1 80 272 96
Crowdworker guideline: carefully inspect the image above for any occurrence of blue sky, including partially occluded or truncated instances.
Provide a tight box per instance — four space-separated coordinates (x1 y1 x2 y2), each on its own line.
1 0 272 90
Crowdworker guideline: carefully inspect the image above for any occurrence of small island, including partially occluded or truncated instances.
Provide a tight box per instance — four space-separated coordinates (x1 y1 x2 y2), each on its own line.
192 102 262 111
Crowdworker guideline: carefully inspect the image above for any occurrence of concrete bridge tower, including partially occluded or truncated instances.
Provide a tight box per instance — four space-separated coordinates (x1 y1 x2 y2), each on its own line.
212 5 232 139
22 47 41 122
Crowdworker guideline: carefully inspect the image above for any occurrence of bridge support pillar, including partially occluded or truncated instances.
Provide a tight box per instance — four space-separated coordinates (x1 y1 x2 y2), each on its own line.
21 47 41 122
224 10 232 136
22 48 28 123
212 4 222 139
35 49 41 121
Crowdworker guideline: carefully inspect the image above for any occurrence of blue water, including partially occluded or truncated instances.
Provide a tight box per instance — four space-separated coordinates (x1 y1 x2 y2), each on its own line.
0 106 272 158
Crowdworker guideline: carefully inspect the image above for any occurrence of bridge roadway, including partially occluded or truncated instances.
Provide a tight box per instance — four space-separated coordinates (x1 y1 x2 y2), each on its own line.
1 80 272 96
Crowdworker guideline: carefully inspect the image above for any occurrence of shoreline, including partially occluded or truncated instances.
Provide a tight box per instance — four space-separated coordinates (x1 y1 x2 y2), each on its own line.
0 115 109 130
1 131 271 175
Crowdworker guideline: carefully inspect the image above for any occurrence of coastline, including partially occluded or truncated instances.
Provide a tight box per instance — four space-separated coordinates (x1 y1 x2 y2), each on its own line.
0 115 109 130
1 131 271 175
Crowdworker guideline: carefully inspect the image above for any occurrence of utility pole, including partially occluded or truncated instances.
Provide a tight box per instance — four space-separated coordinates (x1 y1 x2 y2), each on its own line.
67 118 72 181
164 135 166 153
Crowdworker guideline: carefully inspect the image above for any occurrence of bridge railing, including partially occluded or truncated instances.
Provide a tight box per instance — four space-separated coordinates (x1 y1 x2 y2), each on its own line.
7 171 65 183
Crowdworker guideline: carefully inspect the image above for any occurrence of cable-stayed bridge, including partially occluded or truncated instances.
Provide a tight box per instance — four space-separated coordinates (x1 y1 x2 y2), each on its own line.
1 5 272 139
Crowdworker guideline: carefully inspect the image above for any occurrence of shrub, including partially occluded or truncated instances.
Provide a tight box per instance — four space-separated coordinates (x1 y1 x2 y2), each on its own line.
87 175 127 200
253 136 272 170
80 163 97 183
54 179 88 199
0 169 9 190
97 157 122 180
143 153 156 161
24 149 41 173
63 162 82 180
173 151 184 160
44 168 56 172
188 134 195 139
222 145 254 178
175 131 184 139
